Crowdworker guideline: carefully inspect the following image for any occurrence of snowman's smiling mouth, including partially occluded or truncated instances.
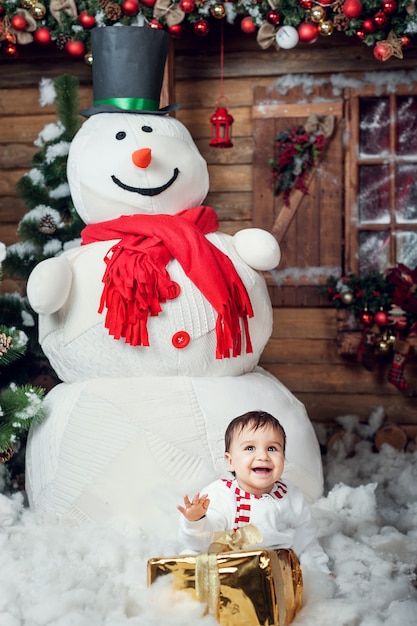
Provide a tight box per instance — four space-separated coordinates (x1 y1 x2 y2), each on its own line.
111 168 179 197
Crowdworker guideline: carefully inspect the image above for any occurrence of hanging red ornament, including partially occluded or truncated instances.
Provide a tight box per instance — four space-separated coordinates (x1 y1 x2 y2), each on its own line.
122 0 139 15
241 16 257 33
266 10 281 25
298 21 318 44
65 40 86 58
362 19 375 33
355 29 365 40
79 10 96 27
33 26 51 45
149 18 163 28
401 35 411 47
320 0 333 4
194 19 209 35
168 23 183 37
342 0 363 18
373 41 391 61
298 0 313 8
141 0 157 6
179 0 195 13
10 14 27 31
373 11 387 28
360 310 374 326
374 310 388 327
4 42 18 57
382 0 397 13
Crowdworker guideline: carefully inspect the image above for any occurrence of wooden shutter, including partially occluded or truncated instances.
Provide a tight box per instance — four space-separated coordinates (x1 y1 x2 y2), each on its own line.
252 83 344 307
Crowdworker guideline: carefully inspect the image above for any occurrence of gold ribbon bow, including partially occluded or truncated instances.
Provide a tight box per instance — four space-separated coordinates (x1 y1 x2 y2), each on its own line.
257 22 279 50
153 0 185 27
304 113 335 139
195 524 263 618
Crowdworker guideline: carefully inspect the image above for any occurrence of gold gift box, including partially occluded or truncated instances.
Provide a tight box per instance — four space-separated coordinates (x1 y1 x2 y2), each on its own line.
147 548 303 626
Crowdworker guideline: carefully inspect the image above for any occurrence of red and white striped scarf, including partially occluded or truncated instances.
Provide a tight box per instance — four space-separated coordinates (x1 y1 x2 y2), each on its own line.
222 478 288 531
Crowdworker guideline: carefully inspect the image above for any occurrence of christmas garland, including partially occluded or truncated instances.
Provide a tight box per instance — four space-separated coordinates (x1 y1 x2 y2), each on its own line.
323 263 417 396
0 0 416 62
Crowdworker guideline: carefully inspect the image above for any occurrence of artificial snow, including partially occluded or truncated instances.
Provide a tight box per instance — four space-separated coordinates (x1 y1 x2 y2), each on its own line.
0 423 416 626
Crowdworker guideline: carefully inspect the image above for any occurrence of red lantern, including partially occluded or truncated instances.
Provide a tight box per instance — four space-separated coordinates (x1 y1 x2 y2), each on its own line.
210 106 234 148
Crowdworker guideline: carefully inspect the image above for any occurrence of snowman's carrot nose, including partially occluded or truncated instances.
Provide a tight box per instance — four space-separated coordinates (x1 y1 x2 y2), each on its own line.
132 148 152 168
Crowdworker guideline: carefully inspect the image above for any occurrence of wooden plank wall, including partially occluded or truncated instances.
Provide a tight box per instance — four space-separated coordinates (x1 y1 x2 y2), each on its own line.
1 30 417 446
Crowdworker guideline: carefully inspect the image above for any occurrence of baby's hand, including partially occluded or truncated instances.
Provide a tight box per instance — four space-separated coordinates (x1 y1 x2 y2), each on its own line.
177 493 210 522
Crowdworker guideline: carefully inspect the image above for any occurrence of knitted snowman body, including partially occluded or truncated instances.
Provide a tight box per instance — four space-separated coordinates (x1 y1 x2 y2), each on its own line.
25 33 323 533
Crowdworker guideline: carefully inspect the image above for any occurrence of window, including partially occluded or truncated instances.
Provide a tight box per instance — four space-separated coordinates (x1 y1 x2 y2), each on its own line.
345 89 417 276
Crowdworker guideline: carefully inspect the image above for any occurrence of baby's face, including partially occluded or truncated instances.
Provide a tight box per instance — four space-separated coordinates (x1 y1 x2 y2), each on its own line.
225 424 285 497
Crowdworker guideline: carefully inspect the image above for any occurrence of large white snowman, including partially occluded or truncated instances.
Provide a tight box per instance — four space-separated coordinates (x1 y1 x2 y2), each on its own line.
26 26 323 531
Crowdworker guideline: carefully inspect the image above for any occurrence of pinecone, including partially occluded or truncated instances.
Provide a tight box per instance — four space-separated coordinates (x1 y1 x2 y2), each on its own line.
105 3 122 20
0 332 13 358
56 33 70 50
39 213 57 235
333 14 350 31
0 447 14 464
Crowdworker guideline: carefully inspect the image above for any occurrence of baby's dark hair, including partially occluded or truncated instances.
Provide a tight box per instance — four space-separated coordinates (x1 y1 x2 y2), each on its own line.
225 410 286 453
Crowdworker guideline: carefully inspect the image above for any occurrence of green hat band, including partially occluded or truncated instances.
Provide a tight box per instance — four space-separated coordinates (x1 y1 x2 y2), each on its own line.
94 97 160 111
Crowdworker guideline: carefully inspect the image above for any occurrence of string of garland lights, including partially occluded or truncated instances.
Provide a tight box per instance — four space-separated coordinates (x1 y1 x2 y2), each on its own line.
0 0 416 62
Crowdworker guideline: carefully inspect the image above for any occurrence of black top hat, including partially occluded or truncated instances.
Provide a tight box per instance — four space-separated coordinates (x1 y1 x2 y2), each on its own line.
81 26 178 117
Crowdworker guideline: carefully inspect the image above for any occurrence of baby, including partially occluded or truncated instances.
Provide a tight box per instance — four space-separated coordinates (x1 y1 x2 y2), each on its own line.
177 410 330 574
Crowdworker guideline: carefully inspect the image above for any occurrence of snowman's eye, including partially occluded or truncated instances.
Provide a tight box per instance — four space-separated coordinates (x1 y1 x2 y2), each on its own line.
142 126 153 133
115 132 126 140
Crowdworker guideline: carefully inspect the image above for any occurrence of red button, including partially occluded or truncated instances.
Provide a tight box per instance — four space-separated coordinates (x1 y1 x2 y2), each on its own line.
172 331 190 349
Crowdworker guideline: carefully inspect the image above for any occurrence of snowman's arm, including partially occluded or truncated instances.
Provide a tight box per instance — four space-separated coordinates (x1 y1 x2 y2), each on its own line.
232 228 281 271
27 255 73 315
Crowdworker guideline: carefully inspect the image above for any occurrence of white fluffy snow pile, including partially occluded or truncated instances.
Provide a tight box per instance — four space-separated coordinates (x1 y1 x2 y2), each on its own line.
0 419 416 626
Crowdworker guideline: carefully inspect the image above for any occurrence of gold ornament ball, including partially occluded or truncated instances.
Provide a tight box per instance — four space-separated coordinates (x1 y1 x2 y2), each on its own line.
377 339 389 354
84 51 93 66
21 0 36 8
31 2 47 18
210 3 226 18
341 291 354 305
311 5 325 22
318 20 334 36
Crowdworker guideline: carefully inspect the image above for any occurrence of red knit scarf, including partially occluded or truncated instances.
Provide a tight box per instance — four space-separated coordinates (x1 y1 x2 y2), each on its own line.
81 206 254 358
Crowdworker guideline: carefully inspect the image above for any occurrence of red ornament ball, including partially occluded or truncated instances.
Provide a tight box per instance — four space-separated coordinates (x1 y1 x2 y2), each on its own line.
362 19 375 33
65 40 86 58
299 0 313 8
373 41 391 61
141 0 157 6
320 0 333 4
342 0 363 18
194 19 209 35
33 26 51 45
241 16 257 34
4 42 18 57
11 14 27 31
355 29 365 40
168 23 183 37
374 311 388 327
122 0 139 15
382 0 397 13
401 35 411 47
266 10 281 25
179 0 195 13
373 11 387 28
298 21 318 44
79 10 96 27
